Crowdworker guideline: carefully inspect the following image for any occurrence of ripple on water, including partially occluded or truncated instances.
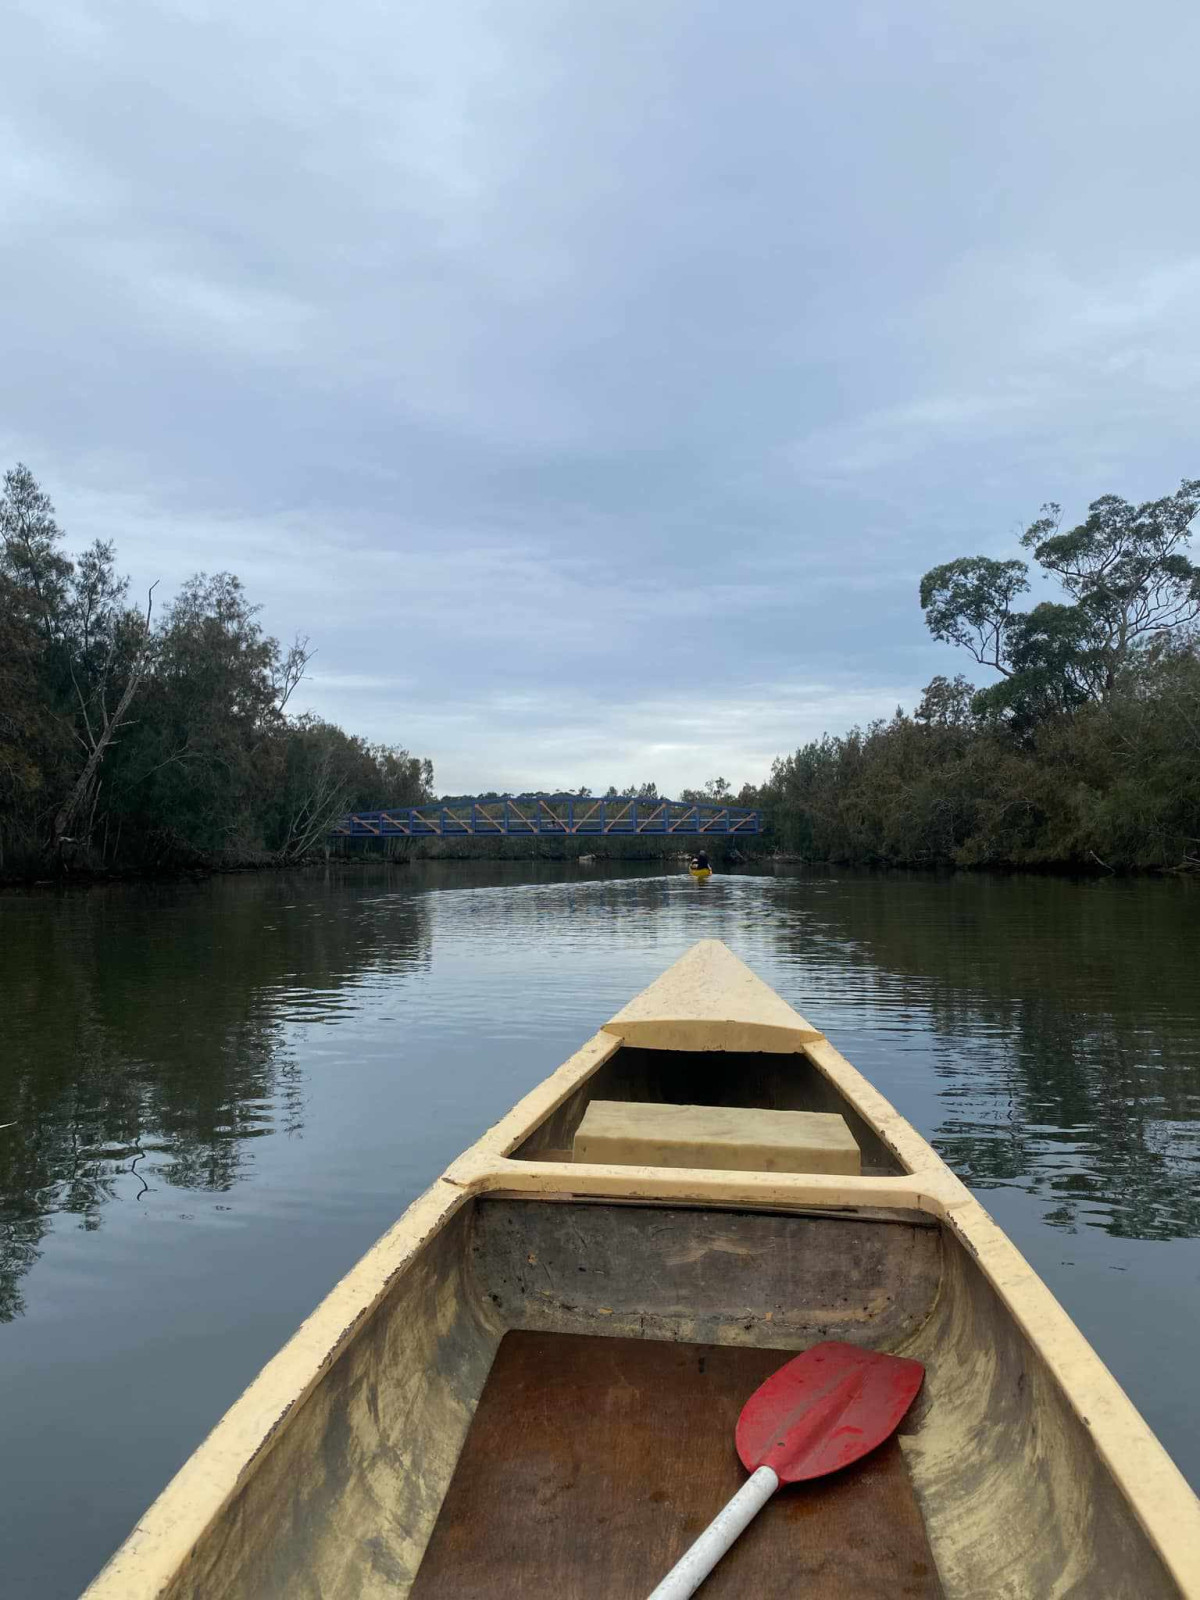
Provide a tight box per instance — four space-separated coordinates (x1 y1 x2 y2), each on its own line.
2 863 1200 1598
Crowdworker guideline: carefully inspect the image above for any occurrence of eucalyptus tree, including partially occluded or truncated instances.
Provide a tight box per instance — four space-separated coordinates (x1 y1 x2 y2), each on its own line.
920 478 1200 724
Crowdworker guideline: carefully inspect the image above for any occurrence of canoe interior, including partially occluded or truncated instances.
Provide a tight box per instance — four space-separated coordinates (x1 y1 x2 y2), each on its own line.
156 1048 1179 1600
409 1330 944 1599
509 1043 905 1174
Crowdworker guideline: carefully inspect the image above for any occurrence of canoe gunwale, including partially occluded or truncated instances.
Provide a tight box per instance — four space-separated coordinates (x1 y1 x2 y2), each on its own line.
469 1190 943 1228
80 939 1200 1600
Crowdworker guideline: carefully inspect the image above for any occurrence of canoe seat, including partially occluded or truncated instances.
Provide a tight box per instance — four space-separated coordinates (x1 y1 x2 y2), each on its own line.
572 1099 861 1175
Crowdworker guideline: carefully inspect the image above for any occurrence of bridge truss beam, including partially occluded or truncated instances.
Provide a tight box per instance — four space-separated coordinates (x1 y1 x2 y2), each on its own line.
331 795 760 840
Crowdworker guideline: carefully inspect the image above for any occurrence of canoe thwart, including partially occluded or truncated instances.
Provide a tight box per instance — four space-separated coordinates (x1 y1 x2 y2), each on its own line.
572 1100 861 1175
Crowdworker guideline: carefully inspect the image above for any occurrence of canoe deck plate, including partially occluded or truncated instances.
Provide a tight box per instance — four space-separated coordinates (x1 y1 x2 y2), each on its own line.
410 1330 944 1598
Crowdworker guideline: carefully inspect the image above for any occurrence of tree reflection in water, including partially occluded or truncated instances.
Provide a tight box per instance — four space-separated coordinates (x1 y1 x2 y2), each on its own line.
773 872 1200 1240
3 866 1197 1331
0 873 430 1320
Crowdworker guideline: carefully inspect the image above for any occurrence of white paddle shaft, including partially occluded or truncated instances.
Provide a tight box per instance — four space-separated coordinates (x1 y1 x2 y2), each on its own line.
646 1465 779 1599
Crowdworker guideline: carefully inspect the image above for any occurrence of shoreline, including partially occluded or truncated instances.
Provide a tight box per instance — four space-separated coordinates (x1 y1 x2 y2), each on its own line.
3 848 1195 891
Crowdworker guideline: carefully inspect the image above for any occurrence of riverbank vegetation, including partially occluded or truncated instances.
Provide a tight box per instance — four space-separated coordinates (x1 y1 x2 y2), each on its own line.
748 480 1200 871
5 465 1198 879
0 465 432 877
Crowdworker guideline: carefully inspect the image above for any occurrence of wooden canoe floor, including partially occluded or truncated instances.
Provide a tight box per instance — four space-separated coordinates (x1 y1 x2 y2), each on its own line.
410 1331 944 1599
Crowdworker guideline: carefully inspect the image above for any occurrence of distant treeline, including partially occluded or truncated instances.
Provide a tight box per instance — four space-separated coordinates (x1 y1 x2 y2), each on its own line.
745 479 1200 872
425 482 1200 875
5 464 1198 879
0 465 432 877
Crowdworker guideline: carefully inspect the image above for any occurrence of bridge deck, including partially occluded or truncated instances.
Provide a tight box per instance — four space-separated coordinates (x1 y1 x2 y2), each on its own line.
331 795 760 839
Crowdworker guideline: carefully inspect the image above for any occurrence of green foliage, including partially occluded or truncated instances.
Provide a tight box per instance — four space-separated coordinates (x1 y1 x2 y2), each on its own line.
6 461 1197 878
972 602 1108 726
602 781 660 799
0 572 45 813
921 477 1200 723
919 556 1029 674
680 776 733 803
752 644 1200 871
0 464 74 643
1 465 157 860
265 718 433 861
0 467 432 874
761 475 1200 869
1022 482 1200 679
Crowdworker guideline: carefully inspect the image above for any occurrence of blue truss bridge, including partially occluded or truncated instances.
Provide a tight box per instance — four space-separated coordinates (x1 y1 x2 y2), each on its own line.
331 794 761 840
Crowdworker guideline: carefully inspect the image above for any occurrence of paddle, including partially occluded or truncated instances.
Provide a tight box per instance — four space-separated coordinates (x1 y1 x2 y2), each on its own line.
646 1341 925 1600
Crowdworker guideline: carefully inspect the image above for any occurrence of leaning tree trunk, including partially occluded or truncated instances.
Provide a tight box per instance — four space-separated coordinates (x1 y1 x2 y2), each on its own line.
50 583 157 864
50 661 146 856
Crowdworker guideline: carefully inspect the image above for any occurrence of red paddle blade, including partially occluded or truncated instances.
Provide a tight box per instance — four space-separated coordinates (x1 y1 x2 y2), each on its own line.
735 1341 924 1484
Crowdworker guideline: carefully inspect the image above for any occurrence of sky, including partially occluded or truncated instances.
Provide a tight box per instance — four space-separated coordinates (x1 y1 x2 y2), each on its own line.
3 1 1199 795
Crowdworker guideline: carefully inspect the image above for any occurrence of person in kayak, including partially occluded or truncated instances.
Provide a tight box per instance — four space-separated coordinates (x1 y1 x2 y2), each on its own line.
691 851 710 872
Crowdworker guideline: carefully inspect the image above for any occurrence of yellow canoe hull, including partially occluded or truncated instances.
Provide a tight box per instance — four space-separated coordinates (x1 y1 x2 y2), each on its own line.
689 865 712 880
83 941 1200 1600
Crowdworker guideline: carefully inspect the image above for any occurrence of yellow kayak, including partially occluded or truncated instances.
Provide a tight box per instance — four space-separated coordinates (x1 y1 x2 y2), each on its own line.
689 865 712 880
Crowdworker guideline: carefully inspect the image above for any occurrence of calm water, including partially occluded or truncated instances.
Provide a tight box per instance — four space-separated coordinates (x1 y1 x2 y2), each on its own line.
2 863 1199 1597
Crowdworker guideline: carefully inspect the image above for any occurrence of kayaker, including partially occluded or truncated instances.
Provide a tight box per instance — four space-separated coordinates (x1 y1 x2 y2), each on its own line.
691 851 710 872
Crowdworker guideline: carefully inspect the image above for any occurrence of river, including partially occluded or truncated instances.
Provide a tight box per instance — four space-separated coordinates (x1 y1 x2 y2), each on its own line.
2 863 1198 1598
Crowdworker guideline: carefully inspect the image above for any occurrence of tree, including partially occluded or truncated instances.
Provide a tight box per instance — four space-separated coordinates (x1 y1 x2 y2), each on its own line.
265 722 437 860
681 776 734 803
120 573 307 855
50 579 156 853
918 557 1029 675
364 744 434 809
0 469 158 857
972 602 1107 726
921 477 1200 723
0 573 45 833
0 463 437 874
50 541 158 853
271 719 363 860
0 464 73 644
914 674 977 729
604 781 660 800
1021 481 1200 693
0 468 73 850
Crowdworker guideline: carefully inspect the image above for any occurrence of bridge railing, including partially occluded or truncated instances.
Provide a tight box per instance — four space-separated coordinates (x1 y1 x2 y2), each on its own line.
330 795 761 839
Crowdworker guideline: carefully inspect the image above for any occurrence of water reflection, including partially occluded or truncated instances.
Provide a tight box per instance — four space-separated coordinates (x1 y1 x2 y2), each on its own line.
763 872 1200 1239
0 874 430 1320
3 866 1197 1334
3 864 1200 1599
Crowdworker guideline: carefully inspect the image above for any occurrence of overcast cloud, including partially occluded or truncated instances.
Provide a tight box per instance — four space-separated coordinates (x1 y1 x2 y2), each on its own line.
3 0 1198 793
